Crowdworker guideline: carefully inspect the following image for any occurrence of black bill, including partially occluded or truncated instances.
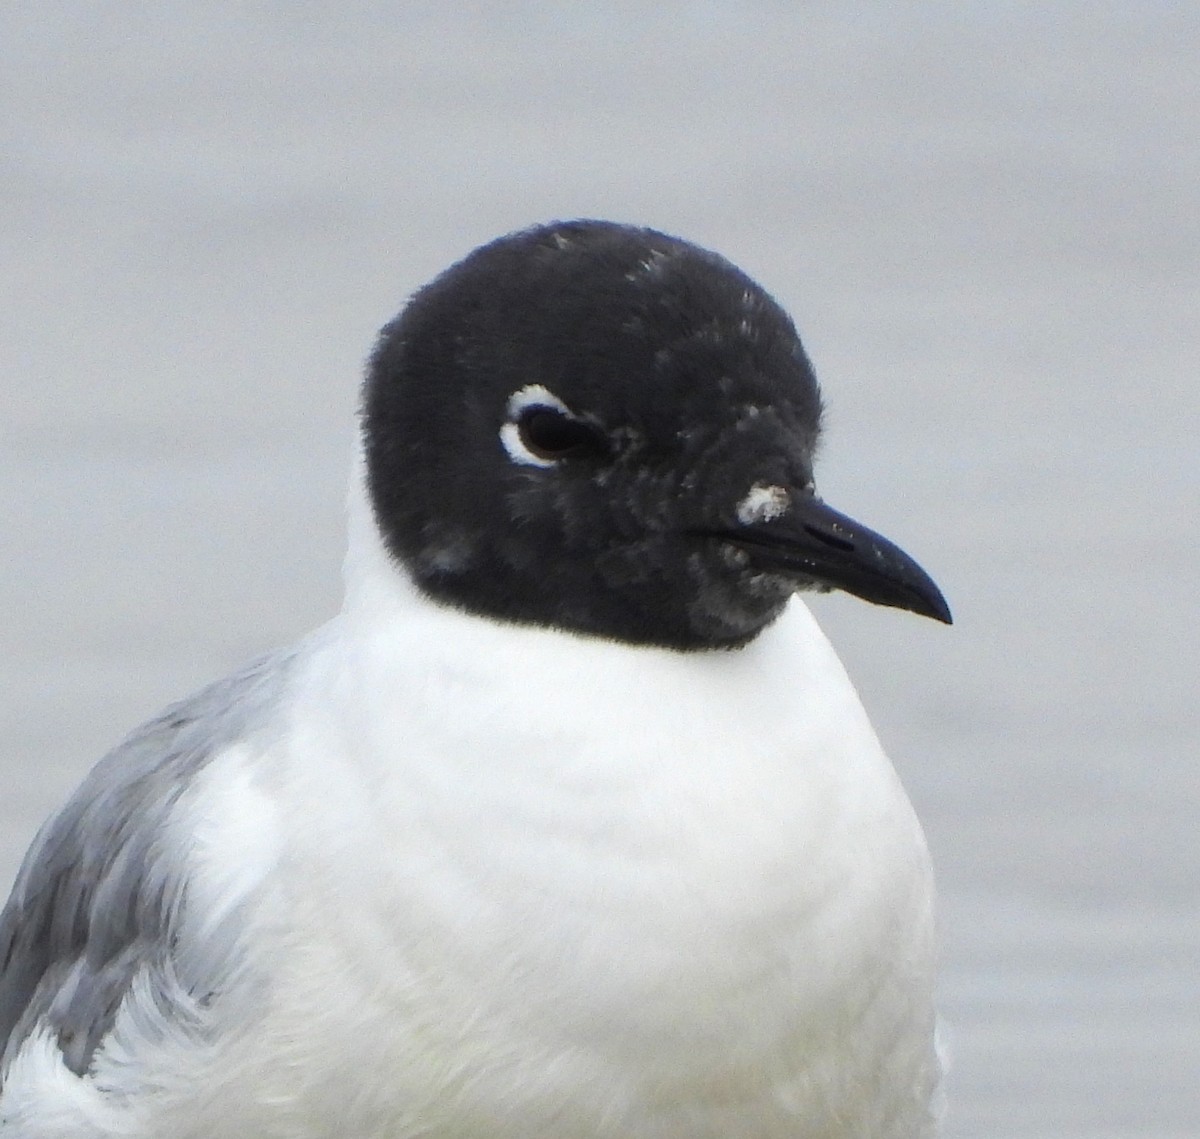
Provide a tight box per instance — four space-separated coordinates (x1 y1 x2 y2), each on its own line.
710 495 952 624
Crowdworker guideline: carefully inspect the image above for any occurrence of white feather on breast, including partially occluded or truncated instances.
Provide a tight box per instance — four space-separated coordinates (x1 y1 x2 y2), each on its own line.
230 578 939 1138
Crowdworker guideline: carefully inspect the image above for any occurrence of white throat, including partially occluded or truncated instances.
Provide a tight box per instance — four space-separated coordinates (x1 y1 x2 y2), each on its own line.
303 449 940 1138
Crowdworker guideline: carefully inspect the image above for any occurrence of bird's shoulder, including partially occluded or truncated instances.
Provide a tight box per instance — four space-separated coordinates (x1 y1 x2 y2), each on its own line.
0 650 291 1080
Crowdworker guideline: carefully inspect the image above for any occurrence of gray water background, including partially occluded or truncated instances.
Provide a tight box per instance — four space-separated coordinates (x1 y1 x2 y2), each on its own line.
2 6 1196 1135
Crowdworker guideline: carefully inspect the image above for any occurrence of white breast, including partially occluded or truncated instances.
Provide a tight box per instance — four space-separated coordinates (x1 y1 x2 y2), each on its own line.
231 584 939 1138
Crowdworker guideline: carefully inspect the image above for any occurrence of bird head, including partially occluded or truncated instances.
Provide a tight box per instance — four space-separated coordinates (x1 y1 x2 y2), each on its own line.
363 220 950 650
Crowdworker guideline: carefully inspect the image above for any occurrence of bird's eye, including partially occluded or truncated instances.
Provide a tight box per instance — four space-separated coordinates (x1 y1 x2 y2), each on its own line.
516 406 608 462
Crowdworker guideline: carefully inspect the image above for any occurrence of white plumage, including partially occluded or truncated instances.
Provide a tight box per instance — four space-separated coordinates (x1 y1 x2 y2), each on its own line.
2 477 939 1137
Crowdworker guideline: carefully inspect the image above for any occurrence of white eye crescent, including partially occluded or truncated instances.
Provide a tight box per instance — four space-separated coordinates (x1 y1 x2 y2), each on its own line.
500 386 572 467
500 385 608 467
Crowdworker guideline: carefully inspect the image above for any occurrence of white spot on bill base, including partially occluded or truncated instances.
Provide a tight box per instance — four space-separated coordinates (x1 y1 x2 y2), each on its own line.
737 483 790 526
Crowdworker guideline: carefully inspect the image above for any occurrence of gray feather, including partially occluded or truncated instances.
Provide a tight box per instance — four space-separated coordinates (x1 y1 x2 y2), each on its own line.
0 651 291 1078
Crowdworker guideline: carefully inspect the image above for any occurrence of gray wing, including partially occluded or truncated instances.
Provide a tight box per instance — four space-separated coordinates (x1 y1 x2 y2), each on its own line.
0 651 289 1078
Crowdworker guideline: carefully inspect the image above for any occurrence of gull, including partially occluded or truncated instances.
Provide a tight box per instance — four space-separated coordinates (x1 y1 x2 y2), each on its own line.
0 220 951 1138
